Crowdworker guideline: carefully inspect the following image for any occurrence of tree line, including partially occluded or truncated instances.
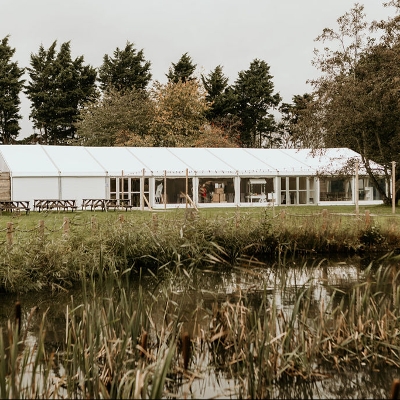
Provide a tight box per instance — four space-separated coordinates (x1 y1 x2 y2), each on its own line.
0 39 282 148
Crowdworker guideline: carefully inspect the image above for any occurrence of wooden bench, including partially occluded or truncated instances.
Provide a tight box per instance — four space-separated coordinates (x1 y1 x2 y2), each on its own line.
34 199 77 212
0 201 30 215
82 199 107 211
105 199 133 211
117 199 134 211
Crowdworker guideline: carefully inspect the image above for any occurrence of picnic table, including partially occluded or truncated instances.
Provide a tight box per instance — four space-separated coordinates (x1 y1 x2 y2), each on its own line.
82 199 133 211
0 200 30 214
34 199 78 212
82 199 107 211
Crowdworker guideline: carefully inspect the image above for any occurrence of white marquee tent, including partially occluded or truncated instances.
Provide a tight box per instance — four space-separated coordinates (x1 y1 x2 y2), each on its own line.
0 145 385 210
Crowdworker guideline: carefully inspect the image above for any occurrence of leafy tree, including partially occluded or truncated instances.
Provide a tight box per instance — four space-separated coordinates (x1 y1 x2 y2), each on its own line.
25 41 97 144
150 80 208 146
293 3 400 204
166 52 197 83
80 79 238 148
76 88 155 146
231 59 281 147
98 41 152 93
193 124 239 148
0 36 25 143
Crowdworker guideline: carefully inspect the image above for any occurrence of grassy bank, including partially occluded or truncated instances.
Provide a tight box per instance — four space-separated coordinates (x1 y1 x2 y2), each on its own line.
0 205 399 292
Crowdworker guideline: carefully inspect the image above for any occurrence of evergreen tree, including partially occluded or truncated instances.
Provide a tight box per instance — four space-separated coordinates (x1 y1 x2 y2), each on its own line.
166 52 196 83
201 65 229 120
278 93 313 147
202 65 228 102
98 41 152 93
231 59 281 148
201 66 241 145
0 36 25 143
25 41 97 144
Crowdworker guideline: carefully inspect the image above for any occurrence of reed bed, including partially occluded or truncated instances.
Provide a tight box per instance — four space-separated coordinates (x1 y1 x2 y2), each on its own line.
0 207 400 292
1 255 400 398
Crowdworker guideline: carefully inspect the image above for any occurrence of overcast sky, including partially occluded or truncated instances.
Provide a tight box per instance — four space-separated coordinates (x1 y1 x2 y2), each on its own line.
1 0 395 138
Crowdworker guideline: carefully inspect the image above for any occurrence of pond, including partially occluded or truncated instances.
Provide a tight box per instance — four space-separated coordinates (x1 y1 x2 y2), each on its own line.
0 254 399 399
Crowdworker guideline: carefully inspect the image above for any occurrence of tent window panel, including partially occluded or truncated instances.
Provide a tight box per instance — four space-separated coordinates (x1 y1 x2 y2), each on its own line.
298 177 307 205
110 178 117 200
200 178 235 203
131 193 140 207
309 178 315 204
161 178 191 204
239 177 275 203
110 179 116 193
110 177 148 206
155 180 164 204
320 178 351 201
131 178 140 192
119 178 129 200
298 191 307 204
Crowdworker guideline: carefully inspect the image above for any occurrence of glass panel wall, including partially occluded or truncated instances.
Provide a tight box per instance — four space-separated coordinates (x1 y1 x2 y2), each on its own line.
319 177 352 201
358 177 385 200
281 176 315 205
109 177 148 207
373 179 385 200
131 178 144 207
155 178 193 205
289 177 297 204
298 177 307 204
119 178 129 200
309 178 316 204
110 178 117 199
240 177 274 203
198 178 235 204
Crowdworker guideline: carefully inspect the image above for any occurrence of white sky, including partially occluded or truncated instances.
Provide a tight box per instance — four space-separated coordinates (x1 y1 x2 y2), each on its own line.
1 0 394 138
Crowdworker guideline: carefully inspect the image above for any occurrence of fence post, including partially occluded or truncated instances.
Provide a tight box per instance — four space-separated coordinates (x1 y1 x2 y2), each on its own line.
38 220 45 240
235 209 240 228
63 217 69 236
152 213 158 232
91 216 97 232
322 209 328 231
6 222 13 246
365 210 371 227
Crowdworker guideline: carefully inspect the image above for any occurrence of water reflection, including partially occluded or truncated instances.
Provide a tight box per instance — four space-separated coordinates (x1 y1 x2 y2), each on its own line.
0 255 398 399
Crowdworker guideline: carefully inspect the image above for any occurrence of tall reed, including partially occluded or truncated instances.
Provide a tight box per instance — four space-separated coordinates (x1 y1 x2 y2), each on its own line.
1 209 400 293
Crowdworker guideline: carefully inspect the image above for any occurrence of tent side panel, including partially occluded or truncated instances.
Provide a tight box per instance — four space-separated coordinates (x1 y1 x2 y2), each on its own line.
12 177 59 205
60 177 106 206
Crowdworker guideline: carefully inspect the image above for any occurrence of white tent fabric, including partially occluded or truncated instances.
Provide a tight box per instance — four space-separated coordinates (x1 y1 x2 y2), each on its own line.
0 145 367 177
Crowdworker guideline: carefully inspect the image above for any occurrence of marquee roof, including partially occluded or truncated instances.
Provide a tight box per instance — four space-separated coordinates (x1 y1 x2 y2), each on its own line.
0 145 372 178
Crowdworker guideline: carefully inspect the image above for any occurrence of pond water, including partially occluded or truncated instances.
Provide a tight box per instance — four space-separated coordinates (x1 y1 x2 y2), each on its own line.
0 254 399 399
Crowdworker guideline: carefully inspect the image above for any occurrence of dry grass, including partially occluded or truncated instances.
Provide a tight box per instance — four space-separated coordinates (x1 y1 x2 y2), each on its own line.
0 206 400 293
